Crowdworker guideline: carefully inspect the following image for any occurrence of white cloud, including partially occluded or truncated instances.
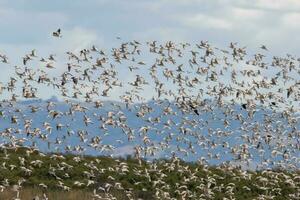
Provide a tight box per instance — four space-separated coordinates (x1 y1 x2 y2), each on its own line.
253 0 300 11
0 0 299 55
52 27 102 53
183 13 233 30
232 7 264 20
280 12 300 28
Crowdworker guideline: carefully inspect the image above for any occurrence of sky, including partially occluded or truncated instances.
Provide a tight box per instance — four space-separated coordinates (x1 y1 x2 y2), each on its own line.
0 0 300 50
0 0 299 100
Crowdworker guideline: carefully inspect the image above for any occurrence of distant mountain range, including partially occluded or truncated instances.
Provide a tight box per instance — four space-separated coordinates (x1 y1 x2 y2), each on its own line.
0 97 298 170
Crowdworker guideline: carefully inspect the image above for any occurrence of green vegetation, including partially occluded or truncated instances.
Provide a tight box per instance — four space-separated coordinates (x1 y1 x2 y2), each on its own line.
0 147 299 199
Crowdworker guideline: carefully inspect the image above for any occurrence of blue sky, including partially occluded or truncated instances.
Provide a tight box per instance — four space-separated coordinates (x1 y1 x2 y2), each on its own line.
0 0 299 100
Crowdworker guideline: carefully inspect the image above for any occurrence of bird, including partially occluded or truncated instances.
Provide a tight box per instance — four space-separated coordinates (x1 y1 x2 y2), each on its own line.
0 32 297 200
52 28 61 37
260 45 268 51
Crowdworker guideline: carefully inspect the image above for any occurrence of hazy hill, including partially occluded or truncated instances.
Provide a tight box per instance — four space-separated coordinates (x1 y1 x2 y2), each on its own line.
0 97 298 170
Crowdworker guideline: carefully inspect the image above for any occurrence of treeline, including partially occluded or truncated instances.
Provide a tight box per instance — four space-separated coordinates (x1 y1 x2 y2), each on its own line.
0 147 299 199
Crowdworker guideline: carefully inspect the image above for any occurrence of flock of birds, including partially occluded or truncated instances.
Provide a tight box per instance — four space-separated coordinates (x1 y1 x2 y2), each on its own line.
0 28 298 199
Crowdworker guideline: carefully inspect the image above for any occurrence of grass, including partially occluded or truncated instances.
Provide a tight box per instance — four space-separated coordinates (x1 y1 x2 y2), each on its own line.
0 188 92 200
